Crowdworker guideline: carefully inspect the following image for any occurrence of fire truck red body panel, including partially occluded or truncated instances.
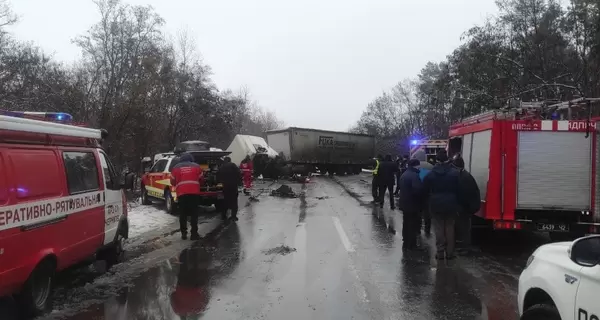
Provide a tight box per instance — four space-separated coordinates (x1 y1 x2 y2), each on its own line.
449 116 600 235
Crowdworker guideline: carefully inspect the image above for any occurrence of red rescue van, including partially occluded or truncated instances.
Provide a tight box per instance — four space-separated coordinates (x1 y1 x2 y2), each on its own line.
0 111 128 316
447 108 600 241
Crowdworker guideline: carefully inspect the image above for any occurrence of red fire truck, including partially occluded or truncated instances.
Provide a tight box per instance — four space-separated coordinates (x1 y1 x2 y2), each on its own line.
447 101 600 241
140 141 230 214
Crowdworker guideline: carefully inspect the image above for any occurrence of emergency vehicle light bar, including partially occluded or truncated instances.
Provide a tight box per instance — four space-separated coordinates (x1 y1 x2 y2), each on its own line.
0 110 73 122
0 112 102 139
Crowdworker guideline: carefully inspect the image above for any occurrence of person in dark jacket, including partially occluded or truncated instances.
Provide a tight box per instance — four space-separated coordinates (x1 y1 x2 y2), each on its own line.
217 157 242 221
398 159 423 249
452 155 481 253
378 154 398 209
394 154 409 196
413 149 433 236
423 150 461 260
170 152 204 240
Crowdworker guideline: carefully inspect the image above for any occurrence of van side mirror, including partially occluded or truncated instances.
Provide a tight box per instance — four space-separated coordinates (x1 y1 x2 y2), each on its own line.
569 235 600 267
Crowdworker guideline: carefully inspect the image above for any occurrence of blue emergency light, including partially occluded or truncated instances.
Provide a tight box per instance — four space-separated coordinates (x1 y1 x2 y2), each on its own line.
1 111 73 122
411 140 418 145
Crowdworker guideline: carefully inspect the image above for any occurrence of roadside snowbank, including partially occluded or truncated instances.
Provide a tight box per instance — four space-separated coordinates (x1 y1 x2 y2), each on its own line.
127 201 177 238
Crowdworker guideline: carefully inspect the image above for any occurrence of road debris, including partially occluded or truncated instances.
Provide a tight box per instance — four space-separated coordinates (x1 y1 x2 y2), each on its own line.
271 185 297 198
262 245 297 256
316 196 330 200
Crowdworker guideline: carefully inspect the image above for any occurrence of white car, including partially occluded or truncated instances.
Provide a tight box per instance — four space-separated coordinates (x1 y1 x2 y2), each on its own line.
518 235 600 320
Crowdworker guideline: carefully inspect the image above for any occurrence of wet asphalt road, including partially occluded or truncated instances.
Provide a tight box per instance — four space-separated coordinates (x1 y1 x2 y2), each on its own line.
1 174 550 320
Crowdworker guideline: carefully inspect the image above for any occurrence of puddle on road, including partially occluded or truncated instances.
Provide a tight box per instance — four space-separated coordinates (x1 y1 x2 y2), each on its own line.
261 245 297 256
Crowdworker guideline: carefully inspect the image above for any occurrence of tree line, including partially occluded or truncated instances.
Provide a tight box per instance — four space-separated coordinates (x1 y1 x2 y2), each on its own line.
352 0 600 153
0 0 284 172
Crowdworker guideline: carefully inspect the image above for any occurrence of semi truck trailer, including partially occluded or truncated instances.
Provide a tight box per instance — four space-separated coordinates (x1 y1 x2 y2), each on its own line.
266 127 376 176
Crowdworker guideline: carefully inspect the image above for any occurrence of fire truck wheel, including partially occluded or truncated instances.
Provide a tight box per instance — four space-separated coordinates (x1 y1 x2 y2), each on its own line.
16 258 55 317
165 190 177 215
141 187 151 205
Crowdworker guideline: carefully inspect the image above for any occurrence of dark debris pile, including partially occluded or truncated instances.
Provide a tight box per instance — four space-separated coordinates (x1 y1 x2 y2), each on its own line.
262 245 297 256
270 185 297 198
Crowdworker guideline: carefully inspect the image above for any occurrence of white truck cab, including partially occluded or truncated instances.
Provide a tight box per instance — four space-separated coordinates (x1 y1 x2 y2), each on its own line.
518 235 600 320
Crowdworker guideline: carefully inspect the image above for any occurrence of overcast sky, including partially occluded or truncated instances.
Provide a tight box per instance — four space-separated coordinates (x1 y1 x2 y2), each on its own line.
8 0 499 131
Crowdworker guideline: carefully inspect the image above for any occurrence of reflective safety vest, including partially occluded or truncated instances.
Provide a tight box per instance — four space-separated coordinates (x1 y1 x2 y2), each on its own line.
373 159 380 175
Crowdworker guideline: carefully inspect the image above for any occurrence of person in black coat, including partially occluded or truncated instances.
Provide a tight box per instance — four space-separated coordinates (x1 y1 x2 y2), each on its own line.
394 154 409 196
423 150 461 260
377 154 399 209
217 157 242 221
452 155 481 253
398 159 423 249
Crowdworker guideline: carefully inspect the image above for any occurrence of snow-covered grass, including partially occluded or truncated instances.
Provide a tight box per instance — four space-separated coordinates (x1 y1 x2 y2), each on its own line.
127 201 178 239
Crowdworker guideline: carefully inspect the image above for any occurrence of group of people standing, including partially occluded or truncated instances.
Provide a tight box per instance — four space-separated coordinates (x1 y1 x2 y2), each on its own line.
371 149 480 260
171 153 256 240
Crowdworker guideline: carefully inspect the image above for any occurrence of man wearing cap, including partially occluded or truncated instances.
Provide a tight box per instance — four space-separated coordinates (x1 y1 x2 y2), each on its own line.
217 156 242 221
423 149 461 260
412 149 433 236
398 159 423 249
170 152 204 240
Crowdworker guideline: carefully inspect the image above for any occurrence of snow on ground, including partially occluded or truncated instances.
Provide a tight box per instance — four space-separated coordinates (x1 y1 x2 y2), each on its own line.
127 201 178 239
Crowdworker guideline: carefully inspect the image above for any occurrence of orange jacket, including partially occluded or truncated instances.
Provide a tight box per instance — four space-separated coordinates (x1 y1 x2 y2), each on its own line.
170 153 204 196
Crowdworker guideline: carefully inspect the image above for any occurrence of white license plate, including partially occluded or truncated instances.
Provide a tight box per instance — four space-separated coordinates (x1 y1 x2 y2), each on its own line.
537 223 569 232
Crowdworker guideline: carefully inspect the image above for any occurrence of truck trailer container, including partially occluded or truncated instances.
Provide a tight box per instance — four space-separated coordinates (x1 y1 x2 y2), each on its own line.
266 127 376 175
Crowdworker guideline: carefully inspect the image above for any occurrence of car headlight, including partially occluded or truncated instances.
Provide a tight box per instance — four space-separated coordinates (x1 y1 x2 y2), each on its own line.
526 254 535 268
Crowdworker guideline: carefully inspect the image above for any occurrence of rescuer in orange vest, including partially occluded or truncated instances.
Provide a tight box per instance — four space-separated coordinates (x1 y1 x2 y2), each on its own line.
240 155 253 195
170 152 204 240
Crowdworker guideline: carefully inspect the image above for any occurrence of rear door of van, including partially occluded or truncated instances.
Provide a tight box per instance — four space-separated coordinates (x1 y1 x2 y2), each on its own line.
57 148 105 267
97 150 124 245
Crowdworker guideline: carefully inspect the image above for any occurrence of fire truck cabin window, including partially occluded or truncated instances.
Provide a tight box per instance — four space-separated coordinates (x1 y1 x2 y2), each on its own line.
10 149 63 201
448 137 463 158
152 159 168 173
168 158 178 171
62 151 100 195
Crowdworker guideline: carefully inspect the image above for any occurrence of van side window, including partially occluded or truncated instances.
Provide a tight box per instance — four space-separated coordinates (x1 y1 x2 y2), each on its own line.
99 151 120 190
63 152 100 194
0 153 7 204
151 159 168 173
10 149 62 201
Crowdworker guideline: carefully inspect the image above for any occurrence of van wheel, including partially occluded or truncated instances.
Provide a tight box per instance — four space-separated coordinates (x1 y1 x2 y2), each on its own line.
16 259 55 317
141 187 151 205
165 190 177 215
105 232 125 268
521 304 561 320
